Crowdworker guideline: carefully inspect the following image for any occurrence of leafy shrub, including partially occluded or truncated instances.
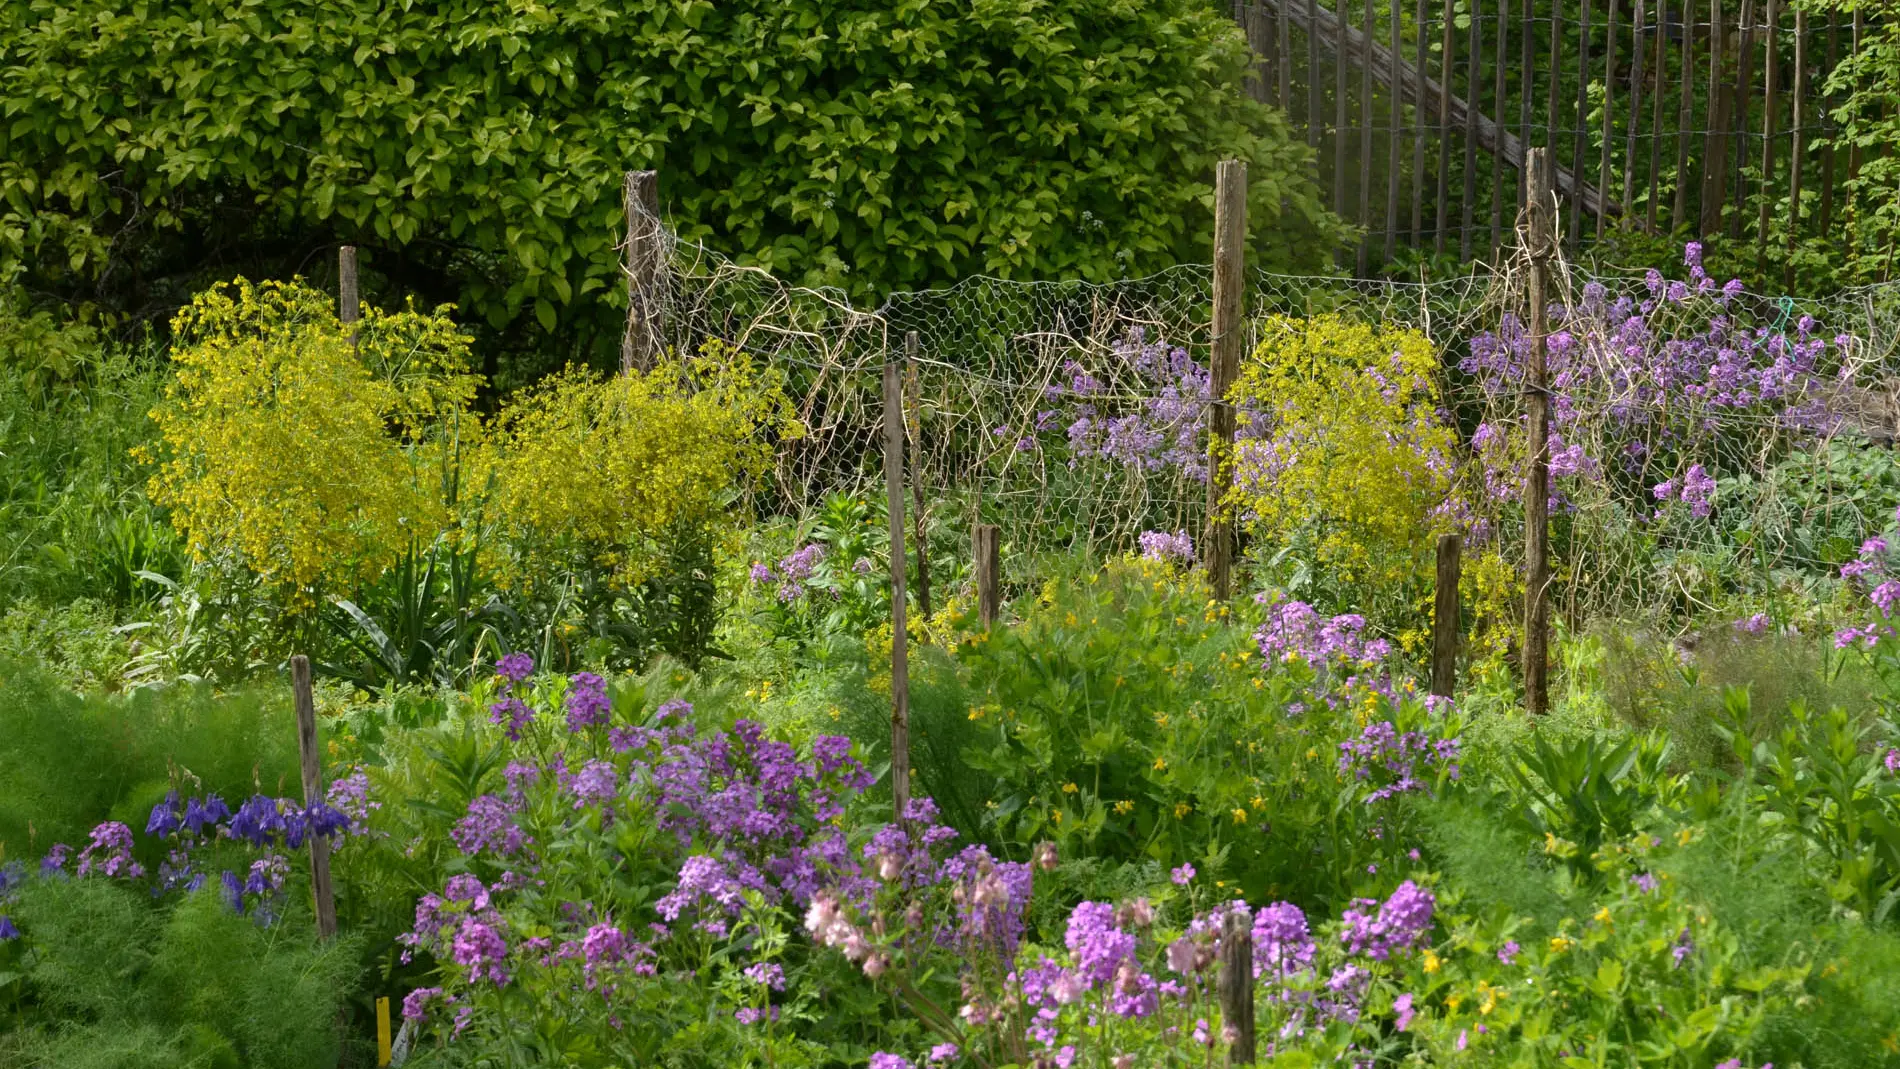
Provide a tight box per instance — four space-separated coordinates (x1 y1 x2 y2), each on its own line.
0 0 1344 366
1229 315 1459 631
145 279 480 608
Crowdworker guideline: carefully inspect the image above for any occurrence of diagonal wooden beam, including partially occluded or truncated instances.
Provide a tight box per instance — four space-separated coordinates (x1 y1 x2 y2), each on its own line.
1254 0 1624 220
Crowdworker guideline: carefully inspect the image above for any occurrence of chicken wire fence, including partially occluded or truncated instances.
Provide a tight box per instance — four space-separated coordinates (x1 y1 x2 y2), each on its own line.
630 211 1900 626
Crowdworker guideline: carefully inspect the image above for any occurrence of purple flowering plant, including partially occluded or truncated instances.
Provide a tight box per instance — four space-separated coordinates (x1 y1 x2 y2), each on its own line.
393 657 903 1063
746 494 895 646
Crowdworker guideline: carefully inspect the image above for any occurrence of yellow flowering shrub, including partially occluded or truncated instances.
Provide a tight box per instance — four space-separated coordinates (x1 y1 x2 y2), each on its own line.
1226 315 1463 610
486 340 795 589
144 279 478 605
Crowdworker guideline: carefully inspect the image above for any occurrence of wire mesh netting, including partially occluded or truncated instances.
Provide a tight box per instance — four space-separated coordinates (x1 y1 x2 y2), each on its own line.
630 199 1900 627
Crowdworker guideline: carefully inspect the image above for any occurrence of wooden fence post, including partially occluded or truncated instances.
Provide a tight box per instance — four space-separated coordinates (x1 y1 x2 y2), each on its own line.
622 170 664 374
1206 159 1247 603
973 523 1001 628
905 331 931 619
338 246 360 344
291 654 338 939
1219 910 1257 1065
883 352 911 820
1523 148 1553 718
1431 533 1462 698
376 996 392 1066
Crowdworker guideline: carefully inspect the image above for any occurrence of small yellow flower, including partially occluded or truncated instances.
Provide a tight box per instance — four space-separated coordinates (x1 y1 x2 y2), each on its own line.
1114 800 1135 815
1593 907 1613 927
1477 981 1503 1015
1445 993 1464 1011
1052 809 1064 824
1155 713 1170 727
1305 747 1318 760
1231 808 1248 824
1549 936 1573 953
1173 802 1191 819
1062 782 1079 794
1677 827 1695 847
1153 757 1167 771
1251 796 1266 809
1422 949 1441 974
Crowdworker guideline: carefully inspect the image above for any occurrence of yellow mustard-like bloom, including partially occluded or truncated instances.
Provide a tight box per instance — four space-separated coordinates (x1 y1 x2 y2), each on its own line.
1422 949 1441 973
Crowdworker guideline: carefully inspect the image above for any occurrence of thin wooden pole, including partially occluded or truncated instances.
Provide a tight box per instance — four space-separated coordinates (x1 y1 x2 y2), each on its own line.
1358 0 1377 274
883 354 911 819
1647 0 1669 231
1597 0 1618 242
1220 910 1257 1065
1251 3 1273 103
1701 0 1730 236
1846 7 1862 274
1278 0 1294 107
1520 0 1534 218
622 170 663 373
1671 0 1696 231
1523 148 1553 719
1785 4 1807 286
1207 159 1247 602
1412 0 1430 241
1730 0 1757 238
338 246 360 348
1386 0 1403 262
1547 0 1564 152
291 655 338 939
1460 0 1482 260
973 523 1001 627
1570 0 1592 246
1758 0 1778 268
1436 0 1456 255
904 332 931 619
1623 0 1648 225
1820 9 1839 236
1491 0 1510 255
1308 0 1324 154
1431 533 1463 698
1336 0 1350 217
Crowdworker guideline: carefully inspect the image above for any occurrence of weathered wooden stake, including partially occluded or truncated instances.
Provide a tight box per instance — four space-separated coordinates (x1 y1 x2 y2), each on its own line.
1431 533 1462 698
1523 149 1553 718
621 170 664 374
291 654 338 939
905 332 931 619
1786 5 1808 287
973 523 1001 628
1207 159 1247 603
883 354 911 819
1219 910 1257 1065
338 245 360 344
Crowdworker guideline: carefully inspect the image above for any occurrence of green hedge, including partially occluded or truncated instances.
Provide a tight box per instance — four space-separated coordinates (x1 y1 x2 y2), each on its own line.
0 0 1342 371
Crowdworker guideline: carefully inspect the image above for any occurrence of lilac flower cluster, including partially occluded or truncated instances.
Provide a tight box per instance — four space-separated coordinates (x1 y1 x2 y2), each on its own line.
1042 330 1211 481
752 543 827 602
1458 246 1858 538
1137 529 1195 565
565 672 611 733
489 652 536 740
1337 721 1462 803
1834 519 1900 650
1253 595 1396 705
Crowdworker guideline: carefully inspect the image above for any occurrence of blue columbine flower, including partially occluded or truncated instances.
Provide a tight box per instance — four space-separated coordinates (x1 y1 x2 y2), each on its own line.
284 801 351 848
146 791 183 837
230 796 285 847
0 915 18 940
0 860 23 897
183 794 232 836
220 870 245 914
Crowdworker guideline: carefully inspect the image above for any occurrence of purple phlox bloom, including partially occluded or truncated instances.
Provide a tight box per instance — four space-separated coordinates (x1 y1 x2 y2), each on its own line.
566 672 612 733
496 652 534 682
1393 992 1416 1031
76 821 143 879
1171 863 1195 886
1497 940 1521 964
